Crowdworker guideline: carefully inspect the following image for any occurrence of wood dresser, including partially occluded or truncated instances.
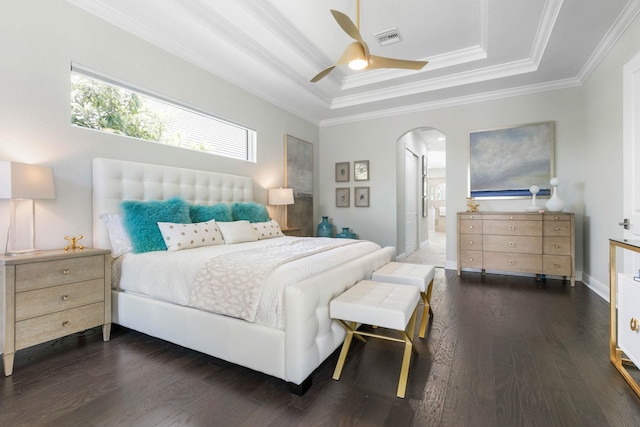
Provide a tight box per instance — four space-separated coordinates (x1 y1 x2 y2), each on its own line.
1 248 111 375
457 212 575 285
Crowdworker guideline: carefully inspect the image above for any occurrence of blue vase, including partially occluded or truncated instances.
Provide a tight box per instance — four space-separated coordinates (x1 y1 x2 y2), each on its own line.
336 227 356 239
317 216 333 237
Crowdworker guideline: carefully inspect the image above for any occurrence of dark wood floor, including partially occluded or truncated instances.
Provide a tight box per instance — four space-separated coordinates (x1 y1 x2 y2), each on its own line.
2 269 640 426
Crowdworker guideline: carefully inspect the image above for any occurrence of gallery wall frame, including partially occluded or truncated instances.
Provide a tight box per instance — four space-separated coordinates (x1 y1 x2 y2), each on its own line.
354 160 369 181
336 187 350 207
335 162 349 182
469 121 555 199
354 186 370 207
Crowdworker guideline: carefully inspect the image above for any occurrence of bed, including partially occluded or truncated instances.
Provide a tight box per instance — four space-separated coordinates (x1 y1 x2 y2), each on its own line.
92 157 395 394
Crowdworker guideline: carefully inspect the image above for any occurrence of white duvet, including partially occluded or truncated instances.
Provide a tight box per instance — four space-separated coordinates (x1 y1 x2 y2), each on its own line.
116 236 382 329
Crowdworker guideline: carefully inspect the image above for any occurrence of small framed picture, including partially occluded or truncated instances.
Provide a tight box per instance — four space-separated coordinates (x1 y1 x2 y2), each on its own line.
354 186 370 207
335 162 350 182
336 187 350 207
354 160 369 181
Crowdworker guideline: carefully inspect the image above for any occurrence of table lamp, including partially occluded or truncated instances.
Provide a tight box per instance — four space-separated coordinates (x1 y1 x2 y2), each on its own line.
0 161 55 255
268 188 294 229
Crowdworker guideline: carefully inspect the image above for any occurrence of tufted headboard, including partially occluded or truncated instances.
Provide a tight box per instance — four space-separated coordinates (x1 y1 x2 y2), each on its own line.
92 157 254 250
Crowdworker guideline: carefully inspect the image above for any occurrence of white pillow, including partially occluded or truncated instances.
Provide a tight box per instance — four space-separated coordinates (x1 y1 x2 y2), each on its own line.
157 221 224 251
252 220 284 240
217 220 258 244
100 213 132 257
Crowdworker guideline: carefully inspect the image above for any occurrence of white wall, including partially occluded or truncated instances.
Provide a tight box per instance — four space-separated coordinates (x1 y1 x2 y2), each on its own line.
0 0 318 250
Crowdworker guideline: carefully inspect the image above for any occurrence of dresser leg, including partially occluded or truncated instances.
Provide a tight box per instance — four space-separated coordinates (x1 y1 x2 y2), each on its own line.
102 323 111 341
3 352 14 376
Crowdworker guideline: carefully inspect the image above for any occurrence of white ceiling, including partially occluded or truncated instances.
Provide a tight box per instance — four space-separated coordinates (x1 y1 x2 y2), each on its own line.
68 0 640 126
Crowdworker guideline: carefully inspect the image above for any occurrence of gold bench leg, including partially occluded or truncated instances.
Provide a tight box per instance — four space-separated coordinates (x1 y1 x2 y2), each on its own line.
333 321 356 380
397 308 418 398
418 279 434 338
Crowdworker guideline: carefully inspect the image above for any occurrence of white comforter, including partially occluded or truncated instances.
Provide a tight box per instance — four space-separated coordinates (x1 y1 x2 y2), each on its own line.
116 237 382 329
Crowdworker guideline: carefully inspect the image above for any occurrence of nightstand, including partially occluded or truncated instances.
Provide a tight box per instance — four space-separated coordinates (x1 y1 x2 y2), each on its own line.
282 227 302 237
1 248 111 376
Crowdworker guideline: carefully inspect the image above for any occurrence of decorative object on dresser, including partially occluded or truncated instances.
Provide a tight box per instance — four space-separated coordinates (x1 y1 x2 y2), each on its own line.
466 197 480 212
64 235 84 250
317 216 333 237
336 227 356 239
268 187 294 229
0 161 55 255
469 122 554 199
545 177 564 212
1 248 111 375
526 185 541 212
457 212 575 286
609 239 640 398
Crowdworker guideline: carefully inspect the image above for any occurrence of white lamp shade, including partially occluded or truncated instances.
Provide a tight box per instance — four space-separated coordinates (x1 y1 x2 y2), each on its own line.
268 188 294 205
0 161 55 199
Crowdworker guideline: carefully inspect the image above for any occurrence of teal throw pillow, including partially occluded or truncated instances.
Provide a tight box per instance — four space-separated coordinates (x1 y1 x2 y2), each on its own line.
189 203 232 223
231 202 270 223
121 197 191 253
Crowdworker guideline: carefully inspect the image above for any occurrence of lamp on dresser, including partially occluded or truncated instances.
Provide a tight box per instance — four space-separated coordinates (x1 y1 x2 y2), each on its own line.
268 187 294 230
0 161 55 255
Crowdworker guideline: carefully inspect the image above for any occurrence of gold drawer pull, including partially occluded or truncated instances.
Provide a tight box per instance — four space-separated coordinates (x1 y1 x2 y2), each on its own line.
468 258 474 261
61 295 70 301
554 264 560 268
508 242 515 247
554 244 560 248
468 225 473 229
509 216 514 219
62 320 70 327
554 216 560 220
509 260 515 265
508 225 515 231
468 241 474 245
554 227 560 231
62 269 71 275
631 318 639 332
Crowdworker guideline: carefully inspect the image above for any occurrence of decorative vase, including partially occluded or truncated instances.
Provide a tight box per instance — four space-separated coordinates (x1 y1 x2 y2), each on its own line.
545 177 564 212
336 227 356 239
317 216 333 237
526 185 541 212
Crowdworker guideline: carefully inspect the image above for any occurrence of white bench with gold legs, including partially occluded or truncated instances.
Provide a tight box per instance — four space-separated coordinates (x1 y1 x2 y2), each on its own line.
329 280 420 398
371 262 435 338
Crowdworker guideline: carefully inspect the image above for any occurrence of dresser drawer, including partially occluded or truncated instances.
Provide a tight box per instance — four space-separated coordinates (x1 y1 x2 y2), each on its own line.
15 302 105 350
483 220 542 236
15 255 104 292
460 219 482 234
483 214 540 221
483 235 542 254
543 255 572 276
15 279 104 321
483 252 542 274
543 214 572 222
618 274 640 368
459 235 482 250
459 250 482 269
459 213 482 221
543 237 571 255
543 221 571 237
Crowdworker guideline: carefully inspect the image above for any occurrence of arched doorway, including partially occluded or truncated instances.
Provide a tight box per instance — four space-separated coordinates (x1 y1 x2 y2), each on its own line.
396 127 446 267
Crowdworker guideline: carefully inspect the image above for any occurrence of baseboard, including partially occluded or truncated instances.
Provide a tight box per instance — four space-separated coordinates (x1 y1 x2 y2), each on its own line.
580 271 609 302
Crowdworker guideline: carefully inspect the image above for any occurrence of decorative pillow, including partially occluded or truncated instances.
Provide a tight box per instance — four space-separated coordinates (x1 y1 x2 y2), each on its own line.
100 213 132 257
252 220 284 240
231 202 270 223
190 203 232 223
121 197 191 253
217 220 259 244
157 221 224 251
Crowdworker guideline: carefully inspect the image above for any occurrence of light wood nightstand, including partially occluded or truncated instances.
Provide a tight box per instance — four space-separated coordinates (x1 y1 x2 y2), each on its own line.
1 248 111 376
281 227 302 237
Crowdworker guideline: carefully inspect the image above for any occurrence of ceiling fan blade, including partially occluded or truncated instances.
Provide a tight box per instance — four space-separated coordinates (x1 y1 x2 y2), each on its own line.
310 66 336 82
330 8 370 59
367 55 429 70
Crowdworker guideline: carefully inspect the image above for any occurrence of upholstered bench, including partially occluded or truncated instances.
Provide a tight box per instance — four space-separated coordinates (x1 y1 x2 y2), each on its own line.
372 262 435 338
330 280 420 398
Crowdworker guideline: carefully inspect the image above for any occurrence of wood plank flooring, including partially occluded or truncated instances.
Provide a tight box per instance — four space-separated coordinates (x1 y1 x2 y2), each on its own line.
2 269 640 426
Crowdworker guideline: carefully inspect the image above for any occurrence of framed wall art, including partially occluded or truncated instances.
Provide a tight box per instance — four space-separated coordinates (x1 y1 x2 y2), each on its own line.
335 162 349 182
354 160 369 181
336 187 350 207
354 186 370 207
469 121 555 199
285 134 313 236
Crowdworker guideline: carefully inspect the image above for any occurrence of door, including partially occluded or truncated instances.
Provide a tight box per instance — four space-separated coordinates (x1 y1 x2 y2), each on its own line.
622 49 640 272
405 148 419 255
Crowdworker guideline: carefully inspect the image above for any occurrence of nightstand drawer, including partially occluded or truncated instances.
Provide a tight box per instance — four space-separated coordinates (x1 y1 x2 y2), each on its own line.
15 255 104 292
15 279 104 321
618 273 640 368
15 302 105 350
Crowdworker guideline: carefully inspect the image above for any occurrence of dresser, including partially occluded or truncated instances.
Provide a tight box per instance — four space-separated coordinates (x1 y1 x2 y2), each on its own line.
457 212 575 285
1 248 111 376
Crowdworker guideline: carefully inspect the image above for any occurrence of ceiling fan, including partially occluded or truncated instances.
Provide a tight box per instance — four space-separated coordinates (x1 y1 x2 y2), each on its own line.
310 0 429 82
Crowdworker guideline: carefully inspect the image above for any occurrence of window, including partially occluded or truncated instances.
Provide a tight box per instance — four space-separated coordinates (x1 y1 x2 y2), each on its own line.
70 65 256 162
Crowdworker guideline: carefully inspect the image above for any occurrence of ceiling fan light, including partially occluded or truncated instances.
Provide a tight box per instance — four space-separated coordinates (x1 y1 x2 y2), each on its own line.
348 58 368 70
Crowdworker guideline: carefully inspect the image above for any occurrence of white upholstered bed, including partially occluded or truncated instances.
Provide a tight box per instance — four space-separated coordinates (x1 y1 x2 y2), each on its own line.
92 157 395 393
